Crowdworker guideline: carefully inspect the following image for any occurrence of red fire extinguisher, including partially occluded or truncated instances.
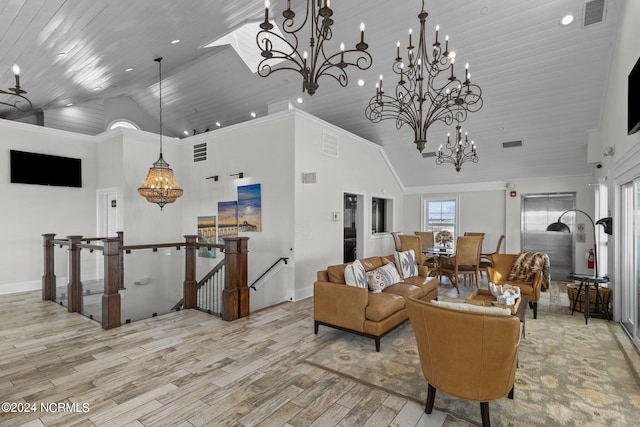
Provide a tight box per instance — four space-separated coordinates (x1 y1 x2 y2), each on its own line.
587 249 594 270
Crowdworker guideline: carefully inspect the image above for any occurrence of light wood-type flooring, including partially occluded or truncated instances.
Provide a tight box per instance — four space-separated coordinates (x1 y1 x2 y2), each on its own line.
0 290 468 427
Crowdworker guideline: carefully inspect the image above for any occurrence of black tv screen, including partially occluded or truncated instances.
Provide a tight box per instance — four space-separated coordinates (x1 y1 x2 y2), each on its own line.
10 150 82 187
629 56 640 135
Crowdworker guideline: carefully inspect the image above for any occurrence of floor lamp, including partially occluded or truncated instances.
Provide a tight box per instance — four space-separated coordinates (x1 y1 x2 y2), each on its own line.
546 209 612 278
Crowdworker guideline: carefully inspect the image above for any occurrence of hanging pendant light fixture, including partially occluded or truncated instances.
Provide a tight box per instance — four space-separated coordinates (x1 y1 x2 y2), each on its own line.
364 0 483 153
256 0 372 95
0 64 32 112
436 125 478 172
137 57 183 210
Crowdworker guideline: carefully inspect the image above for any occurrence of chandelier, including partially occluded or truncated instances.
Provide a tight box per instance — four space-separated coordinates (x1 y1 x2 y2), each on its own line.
138 57 183 210
436 125 478 172
364 0 483 153
0 64 32 112
257 0 372 95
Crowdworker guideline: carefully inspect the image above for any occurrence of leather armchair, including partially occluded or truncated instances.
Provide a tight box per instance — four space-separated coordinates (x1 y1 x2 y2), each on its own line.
406 298 521 427
487 253 543 319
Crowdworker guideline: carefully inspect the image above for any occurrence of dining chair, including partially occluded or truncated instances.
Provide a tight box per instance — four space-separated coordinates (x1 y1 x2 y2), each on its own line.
398 234 428 266
464 232 486 237
479 235 505 279
414 231 437 270
438 236 483 293
390 232 403 251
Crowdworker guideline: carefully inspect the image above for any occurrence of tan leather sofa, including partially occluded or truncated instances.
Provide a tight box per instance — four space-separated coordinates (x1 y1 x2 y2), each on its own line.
314 255 438 351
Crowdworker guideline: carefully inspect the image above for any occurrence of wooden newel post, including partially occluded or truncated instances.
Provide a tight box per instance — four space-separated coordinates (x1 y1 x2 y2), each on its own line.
183 235 198 310
42 233 56 300
117 232 124 290
102 237 121 329
237 237 250 318
221 237 249 321
67 235 83 313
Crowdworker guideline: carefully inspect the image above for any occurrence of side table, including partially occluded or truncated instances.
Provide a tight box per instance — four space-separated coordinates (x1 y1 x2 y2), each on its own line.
567 273 610 324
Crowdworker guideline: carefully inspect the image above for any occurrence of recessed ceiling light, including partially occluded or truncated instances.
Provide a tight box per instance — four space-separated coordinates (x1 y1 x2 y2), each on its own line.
250 112 257 118
93 87 102 91
57 52 67 57
171 39 180 44
66 102 73 107
215 122 221 127
183 130 189 135
296 97 303 104
561 14 574 26
357 79 365 87
124 67 134 72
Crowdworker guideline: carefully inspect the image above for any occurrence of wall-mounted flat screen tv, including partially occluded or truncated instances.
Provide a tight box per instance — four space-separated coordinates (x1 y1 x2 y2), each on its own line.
629 56 640 135
10 150 82 187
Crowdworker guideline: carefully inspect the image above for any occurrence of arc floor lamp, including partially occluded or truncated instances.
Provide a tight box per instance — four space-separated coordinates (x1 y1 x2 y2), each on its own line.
546 209 612 278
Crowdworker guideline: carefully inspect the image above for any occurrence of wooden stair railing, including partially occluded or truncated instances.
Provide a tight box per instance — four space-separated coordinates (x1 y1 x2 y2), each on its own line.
171 258 225 314
42 234 249 329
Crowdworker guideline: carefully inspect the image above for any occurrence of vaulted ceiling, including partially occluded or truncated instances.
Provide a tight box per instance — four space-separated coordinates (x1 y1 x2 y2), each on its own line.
0 0 620 187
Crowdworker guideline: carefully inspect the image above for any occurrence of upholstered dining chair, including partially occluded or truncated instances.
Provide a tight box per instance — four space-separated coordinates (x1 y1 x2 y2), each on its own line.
438 235 483 293
406 298 521 427
390 232 403 251
479 235 505 279
464 232 486 237
398 234 427 266
414 231 437 270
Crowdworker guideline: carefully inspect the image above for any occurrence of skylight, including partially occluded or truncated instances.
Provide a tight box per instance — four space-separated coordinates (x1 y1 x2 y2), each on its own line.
202 21 288 73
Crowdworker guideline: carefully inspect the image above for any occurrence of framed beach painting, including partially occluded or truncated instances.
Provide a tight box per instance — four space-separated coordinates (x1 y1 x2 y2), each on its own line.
197 216 216 258
217 201 238 242
238 183 262 232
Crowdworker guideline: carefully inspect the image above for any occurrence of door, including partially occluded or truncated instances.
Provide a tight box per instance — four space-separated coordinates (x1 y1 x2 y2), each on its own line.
343 193 358 262
620 181 639 349
521 193 574 280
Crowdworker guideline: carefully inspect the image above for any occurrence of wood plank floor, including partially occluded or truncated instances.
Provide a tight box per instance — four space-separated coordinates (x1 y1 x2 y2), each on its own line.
0 291 466 427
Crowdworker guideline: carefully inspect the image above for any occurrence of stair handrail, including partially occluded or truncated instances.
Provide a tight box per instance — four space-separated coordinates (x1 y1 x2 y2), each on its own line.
249 257 289 292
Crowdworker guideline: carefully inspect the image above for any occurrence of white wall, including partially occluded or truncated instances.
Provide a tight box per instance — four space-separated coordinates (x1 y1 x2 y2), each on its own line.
179 112 296 311
0 120 98 294
293 111 405 300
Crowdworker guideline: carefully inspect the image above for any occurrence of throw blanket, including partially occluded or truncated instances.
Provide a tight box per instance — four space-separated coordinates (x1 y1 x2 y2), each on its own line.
507 252 551 291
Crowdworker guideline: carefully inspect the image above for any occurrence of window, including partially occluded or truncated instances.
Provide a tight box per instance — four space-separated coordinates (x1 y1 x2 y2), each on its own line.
372 197 393 234
423 198 457 246
108 119 140 131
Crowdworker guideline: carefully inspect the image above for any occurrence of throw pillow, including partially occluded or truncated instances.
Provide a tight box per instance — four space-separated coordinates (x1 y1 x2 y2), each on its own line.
344 259 367 288
366 263 401 293
394 249 418 279
507 252 546 283
430 300 511 316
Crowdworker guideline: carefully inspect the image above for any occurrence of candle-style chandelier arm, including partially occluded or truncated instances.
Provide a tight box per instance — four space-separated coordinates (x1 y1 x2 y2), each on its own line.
435 125 479 172
0 88 32 112
257 0 371 96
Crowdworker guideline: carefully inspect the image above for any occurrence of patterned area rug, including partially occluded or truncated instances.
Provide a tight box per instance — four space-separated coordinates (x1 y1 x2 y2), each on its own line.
305 282 640 426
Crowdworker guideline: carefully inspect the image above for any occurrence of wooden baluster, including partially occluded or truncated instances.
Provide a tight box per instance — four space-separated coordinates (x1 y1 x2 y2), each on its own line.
42 233 56 300
183 235 197 309
67 235 83 313
102 237 121 329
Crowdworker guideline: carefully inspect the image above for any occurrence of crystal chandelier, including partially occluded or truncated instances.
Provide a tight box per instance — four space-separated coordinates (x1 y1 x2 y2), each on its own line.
257 0 372 95
0 64 32 112
138 57 183 210
436 125 478 172
364 0 483 153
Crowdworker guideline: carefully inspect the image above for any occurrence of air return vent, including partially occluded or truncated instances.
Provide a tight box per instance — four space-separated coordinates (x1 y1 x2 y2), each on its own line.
322 132 338 158
502 140 523 149
193 143 207 162
583 0 605 27
422 151 437 158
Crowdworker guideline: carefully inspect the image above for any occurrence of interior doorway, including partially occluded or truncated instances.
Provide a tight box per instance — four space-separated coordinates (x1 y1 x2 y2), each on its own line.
343 192 364 263
97 187 119 238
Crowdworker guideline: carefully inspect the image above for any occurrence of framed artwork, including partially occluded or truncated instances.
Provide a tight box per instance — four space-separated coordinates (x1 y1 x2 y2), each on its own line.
238 183 262 232
197 216 216 258
218 201 238 242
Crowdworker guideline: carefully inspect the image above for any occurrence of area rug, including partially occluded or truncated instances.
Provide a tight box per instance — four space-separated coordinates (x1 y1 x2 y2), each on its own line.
305 284 640 426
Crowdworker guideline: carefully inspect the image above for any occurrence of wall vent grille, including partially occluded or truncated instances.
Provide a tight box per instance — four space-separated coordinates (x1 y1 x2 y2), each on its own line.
193 143 207 162
422 151 437 158
583 0 605 27
502 140 523 148
322 132 339 158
